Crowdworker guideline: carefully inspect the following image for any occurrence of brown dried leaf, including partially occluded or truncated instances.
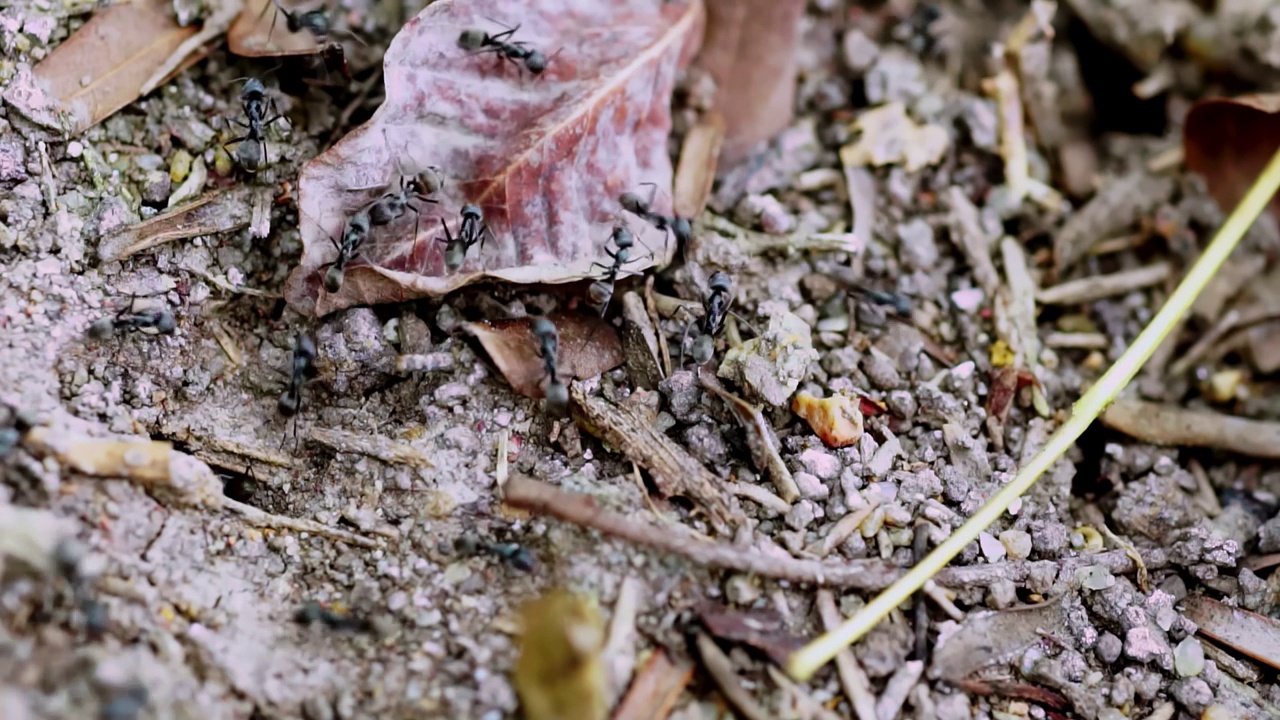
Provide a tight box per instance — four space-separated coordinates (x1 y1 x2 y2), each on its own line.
698 602 807 667
462 313 623 399
5 0 202 133
97 187 254 262
1185 95 1280 225
285 0 705 317
931 598 1070 683
694 0 804 162
673 111 725 219
228 0 327 57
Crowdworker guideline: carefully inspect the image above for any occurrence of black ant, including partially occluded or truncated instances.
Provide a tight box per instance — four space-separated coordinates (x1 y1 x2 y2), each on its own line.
848 284 912 317
454 535 538 572
438 204 492 272
365 130 444 241
322 208 371 293
293 601 373 634
223 78 288 174
260 0 330 45
99 682 148 720
0 404 34 458
531 317 568 417
587 225 650 317
619 183 692 250
87 306 176 341
682 271 734 366
458 23 548 75
277 333 316 417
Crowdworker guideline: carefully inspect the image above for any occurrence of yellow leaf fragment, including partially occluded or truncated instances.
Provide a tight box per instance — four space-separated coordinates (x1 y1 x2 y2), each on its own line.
839 102 950 172
792 392 864 448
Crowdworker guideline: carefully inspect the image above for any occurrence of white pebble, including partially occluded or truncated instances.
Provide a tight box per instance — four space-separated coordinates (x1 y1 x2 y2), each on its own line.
979 531 1006 561
66 141 84 158
950 287 984 314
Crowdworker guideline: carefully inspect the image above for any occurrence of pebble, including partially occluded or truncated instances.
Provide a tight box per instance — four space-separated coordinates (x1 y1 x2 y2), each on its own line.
140 170 171 205
841 28 880 73
950 287 984 314
169 149 193 183
724 574 762 605
864 47 926 105
978 531 1006 561
1124 626 1173 669
1078 564 1116 591
0 136 27 183
736 193 795 234
1174 636 1205 677
433 382 470 407
659 370 702 424
860 347 902 389
792 471 829 501
895 217 939 270
999 529 1032 560
798 448 840 480
785 499 822 530
866 434 899 477
1170 678 1213 714
1095 632 1122 664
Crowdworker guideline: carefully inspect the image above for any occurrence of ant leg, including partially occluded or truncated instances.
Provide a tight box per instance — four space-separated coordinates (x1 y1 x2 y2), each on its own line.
437 217 454 246
638 181 659 211
222 137 248 154
678 317 694 369
265 97 291 129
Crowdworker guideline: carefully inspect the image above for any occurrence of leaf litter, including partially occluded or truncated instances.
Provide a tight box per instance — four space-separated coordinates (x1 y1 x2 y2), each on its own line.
285 0 705 316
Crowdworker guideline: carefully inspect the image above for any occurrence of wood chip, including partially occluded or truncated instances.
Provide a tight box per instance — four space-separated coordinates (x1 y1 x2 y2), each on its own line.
612 650 693 720
695 631 770 720
946 186 1000 297
1100 399 1280 459
1036 262 1171 305
673 112 725 220
569 383 743 533
816 590 877 720
98 187 254 262
698 370 800 503
307 427 435 468
1182 595 1280 671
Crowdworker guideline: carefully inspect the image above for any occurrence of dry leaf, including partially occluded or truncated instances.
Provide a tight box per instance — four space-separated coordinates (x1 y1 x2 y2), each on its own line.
1184 95 1280 224
514 589 608 720
840 102 951 173
694 0 804 162
612 650 693 720
5 0 201 133
673 111 725 219
1181 595 1280 672
285 0 705 317
698 602 807 667
462 313 623 399
228 0 328 57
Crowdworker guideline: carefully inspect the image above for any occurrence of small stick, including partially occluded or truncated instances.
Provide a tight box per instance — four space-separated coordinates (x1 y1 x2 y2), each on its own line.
1100 398 1280 459
816 590 877 720
875 661 925 720
502 475 1167 591
308 427 435 468
727 481 790 515
1036 262 1172 305
695 632 770 720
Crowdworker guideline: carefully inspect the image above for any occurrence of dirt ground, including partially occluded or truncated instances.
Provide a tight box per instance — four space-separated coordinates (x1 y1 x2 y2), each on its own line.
6 0 1280 719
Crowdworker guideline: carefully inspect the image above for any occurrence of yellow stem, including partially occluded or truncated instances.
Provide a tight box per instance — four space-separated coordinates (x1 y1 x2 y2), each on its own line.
786 144 1280 681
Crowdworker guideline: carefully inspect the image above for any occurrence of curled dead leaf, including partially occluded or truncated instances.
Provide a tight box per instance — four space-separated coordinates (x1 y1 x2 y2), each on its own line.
792 391 863 448
1184 95 1280 223
463 313 623 399
698 602 807 667
97 187 254 262
286 0 705 316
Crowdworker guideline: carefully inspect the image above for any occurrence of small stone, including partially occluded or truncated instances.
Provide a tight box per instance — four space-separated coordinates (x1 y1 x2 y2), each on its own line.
1257 514 1280 553
433 382 470 407
718 302 817 407
792 471 829 501
978 531 1006 561
660 371 702 424
140 170 171 205
0 136 27 184
1124 626 1173 669
999 530 1032 560
987 578 1016 608
786 499 822 530
841 28 880 73
792 392 863 448
735 193 795 234
866 434 900 477
950 287 984 314
169 149 193 183
1174 636 1205 677
1095 632 1122 664
1078 564 1115 591
896 217 938 270
724 574 762 605
860 347 902 389
798 448 841 480
1170 678 1213 714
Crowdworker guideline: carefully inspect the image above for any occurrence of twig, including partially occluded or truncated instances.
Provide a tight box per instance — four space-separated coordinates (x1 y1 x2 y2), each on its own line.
569 383 743 533
501 475 1166 591
1100 398 1280 458
612 651 693 720
178 264 279 298
816 590 877 720
307 427 435 468
604 576 644 707
787 143 1280 681
1036 262 1172 305
1169 307 1280 377
727 481 790 515
984 68 1028 204
922 581 965 621
698 370 800 503
696 211 862 257
1043 332 1108 350
875 661 924 720
696 632 770 720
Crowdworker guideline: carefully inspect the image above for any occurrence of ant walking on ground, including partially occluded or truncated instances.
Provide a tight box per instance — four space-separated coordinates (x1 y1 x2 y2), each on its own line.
259 0 330 46
531 317 568 417
277 333 316 450
619 183 692 251
681 271 733 366
587 225 651 318
321 208 371 293
86 306 177 341
224 78 289 173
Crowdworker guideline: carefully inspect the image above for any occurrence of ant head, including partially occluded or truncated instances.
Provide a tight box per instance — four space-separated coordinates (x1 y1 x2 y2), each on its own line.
671 216 693 244
241 77 267 100
458 29 487 50
323 265 344 292
461 203 483 221
618 191 646 215
411 166 444 196
708 271 732 294
525 50 547 74
151 309 177 334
